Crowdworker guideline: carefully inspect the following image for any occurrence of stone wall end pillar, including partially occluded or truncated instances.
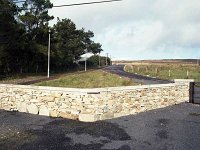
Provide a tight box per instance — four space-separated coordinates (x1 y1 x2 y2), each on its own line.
174 79 195 86
174 79 195 103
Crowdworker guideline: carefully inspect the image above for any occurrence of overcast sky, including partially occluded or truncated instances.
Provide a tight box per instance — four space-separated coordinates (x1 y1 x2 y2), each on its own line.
49 0 200 60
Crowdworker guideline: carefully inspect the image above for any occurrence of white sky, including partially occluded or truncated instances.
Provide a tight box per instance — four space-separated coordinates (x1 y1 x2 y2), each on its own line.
49 0 200 60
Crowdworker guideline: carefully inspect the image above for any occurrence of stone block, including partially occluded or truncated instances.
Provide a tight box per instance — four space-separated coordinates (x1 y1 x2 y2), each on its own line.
129 109 137 115
100 112 114 120
39 105 49 116
79 114 98 122
17 102 27 113
114 113 127 118
30 99 40 103
27 104 38 114
41 96 55 102
3 105 12 111
50 110 58 117
52 93 62 98
48 102 56 108
71 110 80 115
60 103 68 109
113 105 123 113
85 109 94 113
60 112 78 120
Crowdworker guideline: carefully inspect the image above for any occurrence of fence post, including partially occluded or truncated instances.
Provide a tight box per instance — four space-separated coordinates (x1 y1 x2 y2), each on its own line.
187 70 189 79
169 70 171 77
189 82 195 103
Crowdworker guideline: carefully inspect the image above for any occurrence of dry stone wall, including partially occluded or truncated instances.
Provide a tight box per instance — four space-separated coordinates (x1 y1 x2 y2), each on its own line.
0 79 193 122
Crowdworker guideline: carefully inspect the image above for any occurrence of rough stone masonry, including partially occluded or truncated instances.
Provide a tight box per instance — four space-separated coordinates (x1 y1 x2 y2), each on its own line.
0 79 193 122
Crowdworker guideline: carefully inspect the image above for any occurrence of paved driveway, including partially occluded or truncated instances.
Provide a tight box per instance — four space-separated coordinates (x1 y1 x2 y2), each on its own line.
103 65 173 85
1 103 200 150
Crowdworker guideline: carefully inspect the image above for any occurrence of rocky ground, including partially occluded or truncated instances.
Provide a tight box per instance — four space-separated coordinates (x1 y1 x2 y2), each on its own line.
0 103 200 150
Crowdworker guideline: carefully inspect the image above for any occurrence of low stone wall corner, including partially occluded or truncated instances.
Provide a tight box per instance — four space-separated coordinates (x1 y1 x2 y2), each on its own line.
0 80 193 122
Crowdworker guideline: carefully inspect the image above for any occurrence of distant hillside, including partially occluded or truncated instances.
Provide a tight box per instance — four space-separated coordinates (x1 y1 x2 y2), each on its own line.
113 59 200 65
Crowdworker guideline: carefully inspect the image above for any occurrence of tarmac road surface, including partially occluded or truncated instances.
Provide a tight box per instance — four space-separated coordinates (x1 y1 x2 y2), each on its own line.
0 103 200 150
103 65 173 85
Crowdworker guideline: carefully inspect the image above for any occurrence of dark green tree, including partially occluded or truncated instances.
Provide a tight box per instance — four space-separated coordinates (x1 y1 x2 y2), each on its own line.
0 0 26 74
0 0 104 75
88 42 103 54
18 0 54 73
51 18 103 71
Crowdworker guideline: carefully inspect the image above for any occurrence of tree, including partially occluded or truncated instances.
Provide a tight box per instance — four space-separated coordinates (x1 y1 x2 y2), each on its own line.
51 18 103 70
0 0 103 75
88 42 103 54
87 55 111 67
0 0 26 74
18 0 54 73
19 0 53 34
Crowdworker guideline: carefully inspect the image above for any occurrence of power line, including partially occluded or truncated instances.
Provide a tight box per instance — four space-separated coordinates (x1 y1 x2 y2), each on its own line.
53 0 123 8
0 0 123 12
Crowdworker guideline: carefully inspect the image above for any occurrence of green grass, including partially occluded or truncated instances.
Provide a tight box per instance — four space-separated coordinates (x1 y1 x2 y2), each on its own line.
125 64 200 82
35 70 137 88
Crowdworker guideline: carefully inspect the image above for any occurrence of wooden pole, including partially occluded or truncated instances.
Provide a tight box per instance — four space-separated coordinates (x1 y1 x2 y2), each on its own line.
155 68 158 75
187 70 189 78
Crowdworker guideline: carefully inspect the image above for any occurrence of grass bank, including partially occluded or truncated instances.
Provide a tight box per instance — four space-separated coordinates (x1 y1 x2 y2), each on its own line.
35 70 136 88
0 68 103 85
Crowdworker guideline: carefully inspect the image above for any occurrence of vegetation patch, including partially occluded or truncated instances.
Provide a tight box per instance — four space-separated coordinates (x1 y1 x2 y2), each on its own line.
35 70 136 88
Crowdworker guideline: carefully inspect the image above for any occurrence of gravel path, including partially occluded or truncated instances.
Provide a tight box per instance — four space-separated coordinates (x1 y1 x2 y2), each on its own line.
0 103 200 150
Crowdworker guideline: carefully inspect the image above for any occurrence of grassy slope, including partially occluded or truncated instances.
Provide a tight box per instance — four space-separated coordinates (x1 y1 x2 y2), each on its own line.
35 70 136 88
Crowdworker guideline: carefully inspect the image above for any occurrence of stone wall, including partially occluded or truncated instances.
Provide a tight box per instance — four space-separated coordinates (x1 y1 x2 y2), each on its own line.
0 79 193 122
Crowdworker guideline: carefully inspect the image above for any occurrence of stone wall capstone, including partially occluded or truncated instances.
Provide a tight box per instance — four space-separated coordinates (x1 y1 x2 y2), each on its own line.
0 79 193 122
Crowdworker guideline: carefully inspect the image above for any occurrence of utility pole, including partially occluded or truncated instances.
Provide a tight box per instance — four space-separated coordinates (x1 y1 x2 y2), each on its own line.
85 57 87 71
84 49 88 71
106 53 108 66
47 29 50 78
99 52 101 68
110 54 112 65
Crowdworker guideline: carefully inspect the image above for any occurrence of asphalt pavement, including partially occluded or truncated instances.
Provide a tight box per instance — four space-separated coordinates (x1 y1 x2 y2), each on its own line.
1 103 200 150
103 65 173 85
